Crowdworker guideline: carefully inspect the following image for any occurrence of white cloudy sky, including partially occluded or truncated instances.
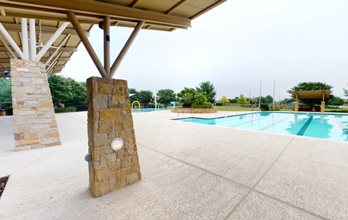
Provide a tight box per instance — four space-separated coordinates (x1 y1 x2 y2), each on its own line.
61 0 348 101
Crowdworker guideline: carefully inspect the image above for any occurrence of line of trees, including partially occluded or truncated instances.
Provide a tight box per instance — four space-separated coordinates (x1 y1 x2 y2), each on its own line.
129 81 216 109
2 76 348 115
48 74 87 109
217 82 347 108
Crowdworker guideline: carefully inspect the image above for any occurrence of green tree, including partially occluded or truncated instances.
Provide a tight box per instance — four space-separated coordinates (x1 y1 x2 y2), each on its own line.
177 87 196 107
220 96 229 105
48 74 87 107
264 95 273 104
344 88 348 97
196 81 216 103
137 90 153 106
237 94 248 105
192 92 212 108
229 97 238 103
288 82 332 107
177 88 212 108
327 96 344 106
156 89 175 108
0 78 12 104
67 81 87 106
255 95 273 104
289 82 332 92
129 88 139 103
280 98 294 104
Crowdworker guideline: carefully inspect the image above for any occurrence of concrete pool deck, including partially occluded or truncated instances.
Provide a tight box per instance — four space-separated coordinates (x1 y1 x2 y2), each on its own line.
0 111 348 219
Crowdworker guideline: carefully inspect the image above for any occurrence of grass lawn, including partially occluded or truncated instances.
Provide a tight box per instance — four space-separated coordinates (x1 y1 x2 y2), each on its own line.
215 104 293 112
325 108 348 113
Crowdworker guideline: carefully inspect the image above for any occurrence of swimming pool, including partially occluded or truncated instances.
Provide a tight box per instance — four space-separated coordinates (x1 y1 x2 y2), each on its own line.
176 112 348 142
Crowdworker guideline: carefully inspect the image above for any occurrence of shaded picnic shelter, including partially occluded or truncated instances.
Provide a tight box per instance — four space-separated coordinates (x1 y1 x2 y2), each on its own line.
0 0 225 197
292 89 331 112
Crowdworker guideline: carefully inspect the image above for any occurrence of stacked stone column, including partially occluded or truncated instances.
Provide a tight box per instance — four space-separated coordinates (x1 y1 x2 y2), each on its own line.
11 59 60 150
293 101 298 111
87 77 141 197
320 101 325 112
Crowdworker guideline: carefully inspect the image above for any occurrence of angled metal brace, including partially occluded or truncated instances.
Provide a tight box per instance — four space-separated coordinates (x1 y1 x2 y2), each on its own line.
0 22 25 59
35 21 69 62
110 21 144 78
67 11 107 78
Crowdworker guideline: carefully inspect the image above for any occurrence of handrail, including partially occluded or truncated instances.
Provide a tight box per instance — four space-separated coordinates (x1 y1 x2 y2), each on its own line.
131 101 141 111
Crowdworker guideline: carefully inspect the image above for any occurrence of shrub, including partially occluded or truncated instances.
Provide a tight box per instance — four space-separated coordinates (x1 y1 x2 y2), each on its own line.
192 102 212 108
269 106 280 111
177 88 196 107
55 107 76 113
5 107 12 115
75 105 87 111
215 102 223 106
191 92 212 108
260 104 270 111
177 88 213 108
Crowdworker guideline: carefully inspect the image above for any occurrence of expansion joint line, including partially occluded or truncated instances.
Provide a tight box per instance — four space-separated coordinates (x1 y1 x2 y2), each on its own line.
139 140 328 220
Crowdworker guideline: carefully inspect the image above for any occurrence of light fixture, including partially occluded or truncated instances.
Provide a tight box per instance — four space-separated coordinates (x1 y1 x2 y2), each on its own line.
110 137 124 152
85 154 91 162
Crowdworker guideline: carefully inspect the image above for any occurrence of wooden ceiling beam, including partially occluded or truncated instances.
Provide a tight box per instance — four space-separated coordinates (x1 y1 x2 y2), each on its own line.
0 0 191 28
0 46 77 52
129 0 142 8
0 23 87 35
0 57 70 63
165 0 186 15
190 0 226 20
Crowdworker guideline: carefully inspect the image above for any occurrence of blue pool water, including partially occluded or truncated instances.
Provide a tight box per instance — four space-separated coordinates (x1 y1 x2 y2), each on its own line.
132 108 169 113
176 112 348 142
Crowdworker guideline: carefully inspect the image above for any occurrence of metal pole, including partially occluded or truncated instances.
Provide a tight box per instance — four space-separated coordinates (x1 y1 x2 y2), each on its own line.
0 8 6 16
272 78 276 108
103 16 110 77
110 21 144 78
46 51 62 72
67 11 107 78
45 34 71 66
47 60 58 75
21 18 29 60
0 22 24 59
0 35 16 58
35 22 69 62
259 80 262 108
29 19 36 61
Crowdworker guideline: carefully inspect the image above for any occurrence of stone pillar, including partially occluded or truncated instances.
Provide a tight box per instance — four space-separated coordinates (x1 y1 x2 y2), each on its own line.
320 101 325 112
87 77 141 197
11 59 60 151
294 101 299 112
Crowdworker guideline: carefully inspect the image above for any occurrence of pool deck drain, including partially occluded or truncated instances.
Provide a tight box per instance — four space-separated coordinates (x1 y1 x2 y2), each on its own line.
1 111 348 219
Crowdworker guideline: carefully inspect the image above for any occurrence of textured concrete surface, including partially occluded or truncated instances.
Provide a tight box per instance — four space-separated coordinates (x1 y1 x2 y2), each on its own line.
0 111 348 219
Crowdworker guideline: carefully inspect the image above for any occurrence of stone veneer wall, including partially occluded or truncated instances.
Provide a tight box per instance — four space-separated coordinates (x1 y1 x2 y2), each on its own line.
11 59 60 151
87 77 141 197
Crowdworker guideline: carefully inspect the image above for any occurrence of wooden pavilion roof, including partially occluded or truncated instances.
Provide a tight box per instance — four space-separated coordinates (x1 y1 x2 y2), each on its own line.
292 90 331 99
0 0 226 74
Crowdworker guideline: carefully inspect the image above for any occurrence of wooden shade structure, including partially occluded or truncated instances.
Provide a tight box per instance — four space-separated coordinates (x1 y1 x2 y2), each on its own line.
292 90 331 100
292 90 331 112
0 0 226 75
